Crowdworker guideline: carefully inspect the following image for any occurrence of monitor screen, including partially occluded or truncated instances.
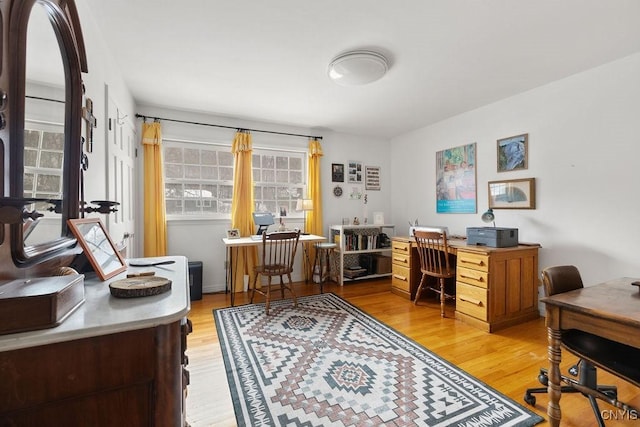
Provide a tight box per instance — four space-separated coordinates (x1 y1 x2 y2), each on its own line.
253 212 275 235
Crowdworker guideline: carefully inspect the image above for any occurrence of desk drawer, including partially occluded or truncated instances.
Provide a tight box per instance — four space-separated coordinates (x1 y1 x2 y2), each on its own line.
392 251 411 267
392 265 411 293
457 251 489 272
457 266 489 289
456 282 488 321
391 240 411 254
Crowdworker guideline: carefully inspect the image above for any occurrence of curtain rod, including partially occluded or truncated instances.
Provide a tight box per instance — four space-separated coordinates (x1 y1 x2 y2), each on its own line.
135 113 322 140
26 95 65 104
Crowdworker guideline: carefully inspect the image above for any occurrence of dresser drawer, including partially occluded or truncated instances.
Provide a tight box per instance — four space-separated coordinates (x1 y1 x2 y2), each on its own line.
392 240 411 253
456 282 488 321
456 266 489 289
457 251 489 272
391 264 411 293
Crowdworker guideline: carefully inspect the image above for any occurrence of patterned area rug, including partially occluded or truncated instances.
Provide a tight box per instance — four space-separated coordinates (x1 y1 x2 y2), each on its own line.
214 293 543 427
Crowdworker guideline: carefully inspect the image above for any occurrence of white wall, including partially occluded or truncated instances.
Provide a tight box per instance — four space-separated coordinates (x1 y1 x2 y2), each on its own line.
136 106 390 293
390 52 640 286
74 1 137 244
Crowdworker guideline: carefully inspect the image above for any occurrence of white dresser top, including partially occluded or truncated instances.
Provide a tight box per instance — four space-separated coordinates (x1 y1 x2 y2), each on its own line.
0 256 190 352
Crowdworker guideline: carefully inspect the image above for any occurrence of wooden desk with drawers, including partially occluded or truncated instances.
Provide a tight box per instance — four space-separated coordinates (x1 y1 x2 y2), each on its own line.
391 237 540 332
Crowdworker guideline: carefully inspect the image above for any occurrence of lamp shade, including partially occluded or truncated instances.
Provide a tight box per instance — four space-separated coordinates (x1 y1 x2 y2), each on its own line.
328 50 388 86
296 199 313 211
481 208 496 227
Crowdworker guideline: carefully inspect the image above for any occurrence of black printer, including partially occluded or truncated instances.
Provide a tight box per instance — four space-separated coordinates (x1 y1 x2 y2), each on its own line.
466 227 518 247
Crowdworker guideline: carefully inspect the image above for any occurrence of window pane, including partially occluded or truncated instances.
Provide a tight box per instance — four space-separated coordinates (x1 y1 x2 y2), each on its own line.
201 166 217 180
185 165 201 179
262 169 275 182
219 167 234 181
184 148 200 164
276 170 288 183
219 151 233 166
201 150 217 165
165 163 184 179
276 156 288 169
42 132 64 150
36 174 61 192
40 151 63 169
290 157 302 170
24 149 38 167
262 155 274 169
164 147 183 163
24 130 40 148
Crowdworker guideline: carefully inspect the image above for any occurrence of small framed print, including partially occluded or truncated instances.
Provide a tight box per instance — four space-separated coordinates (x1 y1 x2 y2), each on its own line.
348 161 363 183
373 212 385 225
226 228 241 239
497 133 528 172
332 163 344 182
365 166 380 190
488 178 535 209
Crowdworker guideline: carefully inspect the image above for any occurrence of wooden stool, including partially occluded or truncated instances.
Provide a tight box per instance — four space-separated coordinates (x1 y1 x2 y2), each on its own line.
312 242 337 293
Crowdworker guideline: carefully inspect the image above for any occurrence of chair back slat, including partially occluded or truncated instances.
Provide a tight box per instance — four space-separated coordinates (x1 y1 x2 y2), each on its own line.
413 230 452 278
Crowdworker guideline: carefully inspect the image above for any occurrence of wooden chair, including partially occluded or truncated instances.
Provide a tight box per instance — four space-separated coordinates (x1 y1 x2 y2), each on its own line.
524 265 640 426
250 230 301 315
412 229 456 317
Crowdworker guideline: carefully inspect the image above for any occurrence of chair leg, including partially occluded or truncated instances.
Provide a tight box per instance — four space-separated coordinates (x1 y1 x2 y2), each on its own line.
249 274 259 304
265 276 272 315
439 278 446 317
287 273 297 308
414 274 427 305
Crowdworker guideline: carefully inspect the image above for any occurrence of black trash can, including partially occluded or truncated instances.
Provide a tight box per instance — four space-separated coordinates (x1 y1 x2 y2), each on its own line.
188 261 203 301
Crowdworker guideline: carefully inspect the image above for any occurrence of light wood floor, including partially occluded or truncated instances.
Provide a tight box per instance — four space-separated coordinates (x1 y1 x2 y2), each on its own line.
185 279 640 426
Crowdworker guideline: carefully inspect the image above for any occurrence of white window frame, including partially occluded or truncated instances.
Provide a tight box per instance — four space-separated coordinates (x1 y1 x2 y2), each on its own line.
163 137 307 220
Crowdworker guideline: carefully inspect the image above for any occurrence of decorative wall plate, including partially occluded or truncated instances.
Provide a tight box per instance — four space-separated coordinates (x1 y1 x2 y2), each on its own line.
333 185 343 197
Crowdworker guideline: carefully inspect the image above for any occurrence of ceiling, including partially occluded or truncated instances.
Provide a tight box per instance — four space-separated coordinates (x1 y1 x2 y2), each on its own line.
79 0 640 139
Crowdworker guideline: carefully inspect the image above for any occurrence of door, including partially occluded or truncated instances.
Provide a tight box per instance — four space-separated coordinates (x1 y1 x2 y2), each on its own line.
105 85 137 258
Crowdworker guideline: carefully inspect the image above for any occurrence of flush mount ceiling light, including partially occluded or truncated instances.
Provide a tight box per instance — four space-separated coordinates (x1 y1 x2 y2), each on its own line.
328 50 389 86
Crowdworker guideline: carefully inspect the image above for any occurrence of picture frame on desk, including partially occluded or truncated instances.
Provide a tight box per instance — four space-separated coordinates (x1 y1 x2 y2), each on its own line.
488 177 535 209
67 218 127 280
226 228 241 239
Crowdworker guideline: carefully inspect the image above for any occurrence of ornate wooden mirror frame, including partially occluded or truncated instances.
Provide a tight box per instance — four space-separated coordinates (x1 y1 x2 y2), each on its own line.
0 0 87 276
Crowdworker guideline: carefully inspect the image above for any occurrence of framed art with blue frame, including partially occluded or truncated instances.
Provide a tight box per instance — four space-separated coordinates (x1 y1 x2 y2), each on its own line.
436 143 477 214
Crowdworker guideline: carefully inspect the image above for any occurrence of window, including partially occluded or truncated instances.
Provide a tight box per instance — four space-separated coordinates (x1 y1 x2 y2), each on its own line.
23 124 64 201
163 140 306 218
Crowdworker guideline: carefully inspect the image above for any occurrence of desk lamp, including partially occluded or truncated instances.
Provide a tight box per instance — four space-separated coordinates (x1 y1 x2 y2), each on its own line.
481 208 496 227
296 199 313 234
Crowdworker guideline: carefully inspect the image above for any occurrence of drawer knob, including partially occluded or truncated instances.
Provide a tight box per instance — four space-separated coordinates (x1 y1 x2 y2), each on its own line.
393 257 407 263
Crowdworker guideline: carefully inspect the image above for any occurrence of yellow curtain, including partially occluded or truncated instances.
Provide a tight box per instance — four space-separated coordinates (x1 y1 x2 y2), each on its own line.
306 138 323 235
141 121 167 257
230 130 257 292
305 138 324 277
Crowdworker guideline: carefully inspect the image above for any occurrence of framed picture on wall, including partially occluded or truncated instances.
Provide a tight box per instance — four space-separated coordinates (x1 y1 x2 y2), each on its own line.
497 133 528 172
348 161 362 183
365 166 381 190
331 163 344 182
435 143 477 213
488 178 536 209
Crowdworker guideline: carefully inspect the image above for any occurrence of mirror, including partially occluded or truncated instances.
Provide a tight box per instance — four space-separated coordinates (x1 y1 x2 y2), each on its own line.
68 218 127 280
4 0 87 269
23 4 66 247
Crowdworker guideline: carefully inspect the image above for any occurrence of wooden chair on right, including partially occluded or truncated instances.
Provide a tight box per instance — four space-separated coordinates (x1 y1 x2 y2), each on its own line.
412 229 456 317
524 265 640 427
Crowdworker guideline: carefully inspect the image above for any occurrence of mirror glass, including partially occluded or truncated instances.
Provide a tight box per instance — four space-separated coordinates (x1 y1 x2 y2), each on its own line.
23 4 66 247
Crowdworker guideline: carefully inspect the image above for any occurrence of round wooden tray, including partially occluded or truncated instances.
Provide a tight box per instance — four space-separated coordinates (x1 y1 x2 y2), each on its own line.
109 276 172 298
